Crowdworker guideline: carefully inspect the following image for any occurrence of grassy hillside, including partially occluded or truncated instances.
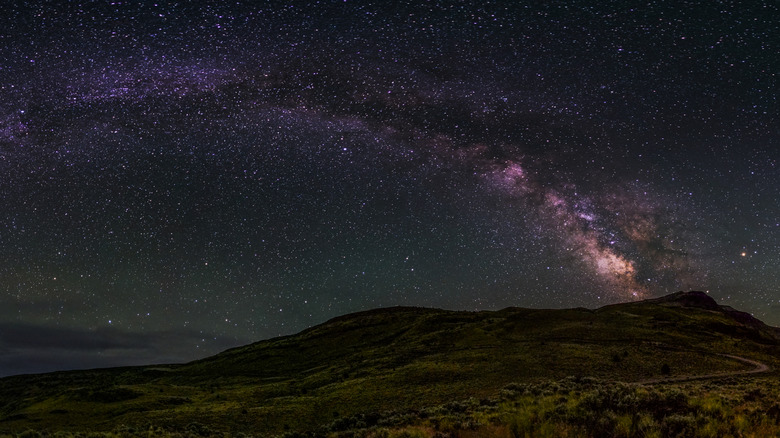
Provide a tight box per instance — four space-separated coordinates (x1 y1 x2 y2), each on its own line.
0 291 778 436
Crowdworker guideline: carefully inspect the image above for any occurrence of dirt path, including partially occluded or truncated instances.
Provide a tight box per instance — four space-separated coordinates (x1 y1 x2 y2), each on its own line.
636 354 771 384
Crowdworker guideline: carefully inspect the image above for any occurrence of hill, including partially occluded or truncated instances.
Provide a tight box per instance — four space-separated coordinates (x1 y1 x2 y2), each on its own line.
0 291 778 437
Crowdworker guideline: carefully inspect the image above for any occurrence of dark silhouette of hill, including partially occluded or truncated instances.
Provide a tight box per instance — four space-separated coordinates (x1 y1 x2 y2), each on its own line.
638 290 780 341
645 290 722 309
0 291 777 436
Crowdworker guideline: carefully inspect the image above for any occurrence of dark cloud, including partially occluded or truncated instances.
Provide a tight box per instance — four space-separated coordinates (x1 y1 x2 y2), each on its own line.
0 323 151 350
0 323 243 377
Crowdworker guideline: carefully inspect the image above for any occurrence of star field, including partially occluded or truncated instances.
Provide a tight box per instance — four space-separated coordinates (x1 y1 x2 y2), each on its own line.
0 1 777 376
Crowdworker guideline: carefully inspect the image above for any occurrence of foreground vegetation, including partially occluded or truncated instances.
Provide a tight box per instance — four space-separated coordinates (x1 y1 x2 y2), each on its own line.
1 292 778 436
4 375 780 437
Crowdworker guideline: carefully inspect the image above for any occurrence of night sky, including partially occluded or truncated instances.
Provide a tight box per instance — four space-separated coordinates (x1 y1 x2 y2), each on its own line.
1 1 777 377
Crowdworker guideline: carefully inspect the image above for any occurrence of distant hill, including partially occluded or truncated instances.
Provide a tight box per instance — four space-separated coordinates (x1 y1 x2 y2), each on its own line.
0 291 778 436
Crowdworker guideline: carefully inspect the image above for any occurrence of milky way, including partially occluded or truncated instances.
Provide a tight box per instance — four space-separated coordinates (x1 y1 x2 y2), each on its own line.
0 1 777 376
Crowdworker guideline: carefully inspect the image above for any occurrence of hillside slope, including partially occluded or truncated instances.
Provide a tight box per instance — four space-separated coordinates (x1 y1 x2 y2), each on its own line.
0 291 777 435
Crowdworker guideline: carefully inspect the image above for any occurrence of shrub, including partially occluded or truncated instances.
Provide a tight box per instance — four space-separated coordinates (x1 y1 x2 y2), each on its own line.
185 422 211 437
660 414 697 437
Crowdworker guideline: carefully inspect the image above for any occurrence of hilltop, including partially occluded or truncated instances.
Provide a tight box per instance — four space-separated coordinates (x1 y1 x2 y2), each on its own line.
0 291 778 436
